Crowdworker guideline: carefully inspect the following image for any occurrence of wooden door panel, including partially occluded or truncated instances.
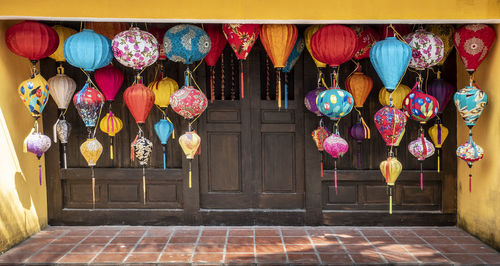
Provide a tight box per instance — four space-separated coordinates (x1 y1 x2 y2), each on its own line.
261 133 295 193
208 133 241 192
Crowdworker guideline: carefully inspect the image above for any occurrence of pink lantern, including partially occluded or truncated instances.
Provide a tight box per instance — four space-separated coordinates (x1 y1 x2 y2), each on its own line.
170 86 208 120
323 134 349 193
408 135 435 190
94 65 124 102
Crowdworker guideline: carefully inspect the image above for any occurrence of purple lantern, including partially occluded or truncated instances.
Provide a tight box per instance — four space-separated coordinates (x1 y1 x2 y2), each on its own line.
324 134 349 193
26 132 52 185
304 87 327 116
428 72 454 114
349 119 370 169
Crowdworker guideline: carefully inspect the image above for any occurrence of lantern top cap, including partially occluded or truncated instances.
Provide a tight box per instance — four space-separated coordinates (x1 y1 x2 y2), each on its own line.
82 29 95 33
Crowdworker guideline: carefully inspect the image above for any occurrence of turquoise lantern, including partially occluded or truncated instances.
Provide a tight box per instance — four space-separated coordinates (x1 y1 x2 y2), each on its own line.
316 88 354 120
63 29 113 72
454 85 488 129
370 37 412 91
283 35 305 109
163 25 211 65
154 119 174 170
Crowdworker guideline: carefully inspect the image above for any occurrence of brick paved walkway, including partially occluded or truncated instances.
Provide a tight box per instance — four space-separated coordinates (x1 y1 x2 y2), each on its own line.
0 226 498 265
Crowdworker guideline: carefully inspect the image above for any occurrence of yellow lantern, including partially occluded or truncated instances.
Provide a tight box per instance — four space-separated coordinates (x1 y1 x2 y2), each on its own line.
378 84 411 109
179 131 201 188
304 25 326 68
99 111 123 160
148 76 179 109
380 156 402 214
428 121 449 173
49 26 77 62
80 138 103 208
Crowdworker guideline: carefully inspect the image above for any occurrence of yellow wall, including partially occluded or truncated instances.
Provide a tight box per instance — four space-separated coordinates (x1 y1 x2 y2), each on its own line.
0 0 499 22
0 21 48 252
456 25 500 250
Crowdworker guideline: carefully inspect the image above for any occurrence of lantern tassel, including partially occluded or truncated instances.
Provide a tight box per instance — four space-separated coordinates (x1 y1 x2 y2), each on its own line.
143 167 146 204
38 159 42 186
284 73 288 110
469 166 472 192
91 167 95 209
163 144 167 170
210 66 215 103
420 162 423 191
385 157 390 183
320 152 323 178
189 161 192 188
240 60 244 99
334 160 338 195
389 186 393 214
110 137 114 160
53 119 59 143
63 144 67 169
277 70 281 110
357 144 361 169
437 149 440 173
221 54 225 101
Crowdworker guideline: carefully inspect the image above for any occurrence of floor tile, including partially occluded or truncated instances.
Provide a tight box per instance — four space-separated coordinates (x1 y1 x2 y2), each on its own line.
26 253 65 263
255 229 280 236
444 253 484 264
164 244 195 253
228 229 253 236
281 229 307 236
38 244 74 253
393 236 426 244
387 229 417 237
449 236 484 244
110 237 141 244
310 235 339 245
90 229 120 236
401 244 437 254
350 253 385 263
102 244 135 253
51 236 85 244
59 253 96 263
255 244 285 253
255 236 283 244
376 243 410 253
139 237 170 244
224 253 255 263
256 253 287 263
314 244 345 253
412 229 443 236
227 236 253 244
192 252 223 263
319 253 352 264
65 229 93 236
92 252 128 263
159 252 192 263
413 253 451 264
0 252 32 263
125 252 160 263
382 252 418 263
226 244 254 253
201 229 227 236
287 253 320 264
360 229 389 237
461 244 498 253
195 244 225 253
338 236 370 245
432 244 466 253
198 236 226 244
366 236 397 245
133 243 165 252
71 244 105 253
285 244 315 253
344 244 378 254
476 253 500 264
422 236 455 245
283 236 311 244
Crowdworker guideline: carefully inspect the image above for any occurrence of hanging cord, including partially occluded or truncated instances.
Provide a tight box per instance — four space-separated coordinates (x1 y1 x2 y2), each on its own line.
284 73 288 109
230 53 235 100
266 56 271 100
221 54 225 100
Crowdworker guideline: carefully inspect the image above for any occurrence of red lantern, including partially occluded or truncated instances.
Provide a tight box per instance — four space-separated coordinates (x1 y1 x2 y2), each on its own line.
350 26 380 60
94 65 124 102
5 21 59 62
454 24 496 75
310 25 357 67
124 83 155 125
204 24 227 103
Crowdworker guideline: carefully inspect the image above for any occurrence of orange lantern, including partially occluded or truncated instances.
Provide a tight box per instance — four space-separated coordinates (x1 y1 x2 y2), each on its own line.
345 67 373 108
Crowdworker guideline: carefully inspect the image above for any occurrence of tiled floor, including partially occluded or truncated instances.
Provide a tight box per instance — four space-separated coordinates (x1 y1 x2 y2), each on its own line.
0 226 499 265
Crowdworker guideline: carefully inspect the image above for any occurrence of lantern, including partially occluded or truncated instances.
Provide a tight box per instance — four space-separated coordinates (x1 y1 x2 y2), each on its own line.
428 72 454 114
316 88 354 120
378 24 412 39
48 66 76 111
374 106 407 147
349 118 370 169
378 84 411 109
18 73 50 118
394 128 406 148
112 27 159 70
283 35 305 109
323 134 349 193
428 121 449 173
311 122 330 177
402 86 439 124
154 119 174 170
370 37 412 91
170 86 208 120
350 25 380 60
94 65 124 103
164 25 211 65
425 24 455 66
408 136 435 190
63 29 113 72
304 25 326 68
405 29 444 70
345 69 373 108
132 137 153 204
148 76 179 110
49 25 77 62
99 111 123 160
310 25 357 67
73 83 105 132
5 21 59 63
457 137 484 192
80 138 103 208
379 156 402 214
304 87 327 116
86 22 129 40
54 119 71 169
149 25 170 60
25 132 51 186
204 24 227 103
179 131 201 188
454 85 487 129
453 24 496 75
124 83 155 125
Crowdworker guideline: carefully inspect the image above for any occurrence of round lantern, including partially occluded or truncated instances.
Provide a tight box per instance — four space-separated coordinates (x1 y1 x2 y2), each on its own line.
350 25 380 60
402 87 439 124
304 25 326 68
304 87 327 116
25 132 51 186
323 133 349 193
164 25 211 65
112 27 159 70
405 29 444 70
49 25 77 62
148 76 179 110
205 24 227 102
379 84 411 109
99 111 123 160
374 106 407 146
316 88 354 120
179 131 201 188
48 66 77 111
5 21 59 62
18 73 50 118
345 69 373 108
379 156 402 214
457 137 484 192
94 65 124 102
453 24 497 75
64 29 113 72
124 83 155 125
408 136 435 190
310 25 357 67
132 136 153 204
80 137 103 208
454 85 487 129
428 120 449 173
425 24 455 66
154 119 174 170
73 83 105 129
370 37 412 91
428 73 454 114
170 86 208 120
86 22 129 40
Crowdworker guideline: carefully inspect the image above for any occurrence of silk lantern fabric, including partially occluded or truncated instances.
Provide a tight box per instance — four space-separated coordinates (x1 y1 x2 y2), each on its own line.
55 120 71 144
5 21 59 61
63 29 113 72
112 27 159 70
304 87 327 116
370 37 412 91
374 106 407 146
457 138 484 166
48 67 76 110
380 157 402 185
124 83 155 124
99 112 123 137
405 29 444 70
402 88 439 123
26 133 51 159
409 136 435 160
428 76 454 114
49 26 77 62
260 24 298 69
133 137 153 166
345 71 373 108
18 73 50 118
80 138 103 167
425 24 455 66
283 36 305 73
378 84 411 109
453 24 496 74
164 25 211 65
310 25 357 67
312 126 330 151
86 22 129 40
350 25 380 60
73 83 105 127
304 25 326 68
222 24 260 60
204 24 227 66
148 76 179 109
316 88 354 120
170 86 208 119
429 122 449 149
94 65 124 102
324 134 349 159
155 119 174 145
179 131 201 159
454 85 487 128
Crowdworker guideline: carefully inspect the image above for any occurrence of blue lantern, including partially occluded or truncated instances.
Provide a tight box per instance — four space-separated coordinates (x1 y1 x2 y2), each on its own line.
154 119 174 170
316 88 354 120
454 85 487 129
63 29 113 72
370 37 412 91
163 25 211 65
282 35 305 109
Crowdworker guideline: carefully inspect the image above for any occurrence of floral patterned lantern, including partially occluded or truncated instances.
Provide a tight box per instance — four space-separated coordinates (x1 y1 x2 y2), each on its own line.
425 24 455 66
374 106 407 147
457 137 484 192
80 138 103 208
112 27 159 70
350 25 380 60
404 29 444 70
54 119 71 169
453 24 496 75
402 85 439 124
179 131 201 188
454 84 487 129
408 136 435 190
18 73 50 119
378 84 411 109
379 156 402 214
324 133 349 193
132 136 153 204
304 87 327 116
311 122 330 177
170 86 208 120
25 132 51 186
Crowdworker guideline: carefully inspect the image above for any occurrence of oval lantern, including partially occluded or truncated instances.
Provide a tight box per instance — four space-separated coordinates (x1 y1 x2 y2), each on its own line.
304 25 326 68
345 70 373 108
457 137 484 192
428 73 454 114
148 76 179 110
73 83 105 128
304 87 327 116
453 24 496 75
64 29 113 72
18 73 50 118
26 132 51 186
99 111 123 160
350 25 380 60
164 24 211 65
5 21 59 62
310 25 357 67
405 29 444 70
94 65 124 102
370 37 412 91
316 88 354 120
378 84 411 109
454 85 487 128
80 137 103 208
428 120 449 173
112 27 159 70
170 86 208 120
154 119 174 170
132 136 153 204
378 24 412 39
425 24 455 66
86 22 129 40
48 66 77 110
124 83 155 125
409 136 435 190
205 24 227 102
179 131 201 188
379 156 402 214
402 87 439 124
374 106 407 146
323 133 349 193
222 24 260 60
49 25 77 62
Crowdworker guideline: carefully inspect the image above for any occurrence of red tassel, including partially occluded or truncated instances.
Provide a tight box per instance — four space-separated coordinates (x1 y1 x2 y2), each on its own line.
210 67 214 103
385 157 390 183
469 174 472 192
420 162 423 191
334 160 338 195
240 60 244 99
420 131 427 157
320 152 324 178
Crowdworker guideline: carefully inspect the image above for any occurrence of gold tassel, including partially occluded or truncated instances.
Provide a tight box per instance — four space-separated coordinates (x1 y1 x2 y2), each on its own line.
91 167 95 209
142 167 146 205
277 70 282 110
189 161 192 188
110 137 114 160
